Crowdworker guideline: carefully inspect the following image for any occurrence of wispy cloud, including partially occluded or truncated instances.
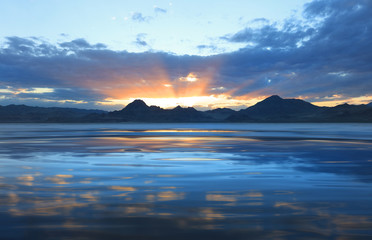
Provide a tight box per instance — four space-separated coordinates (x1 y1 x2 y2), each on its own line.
135 34 149 47
131 12 152 22
154 6 167 14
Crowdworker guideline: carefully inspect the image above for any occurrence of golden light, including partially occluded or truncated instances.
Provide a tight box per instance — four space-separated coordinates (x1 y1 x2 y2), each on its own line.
97 62 175 99
179 72 198 82
98 94 263 110
27 88 55 94
0 87 54 95
312 95 372 107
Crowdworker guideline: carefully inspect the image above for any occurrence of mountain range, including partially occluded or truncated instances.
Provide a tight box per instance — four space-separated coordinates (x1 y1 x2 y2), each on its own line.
0 95 371 123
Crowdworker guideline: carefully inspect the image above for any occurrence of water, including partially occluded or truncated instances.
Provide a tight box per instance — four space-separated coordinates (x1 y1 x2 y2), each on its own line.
0 123 372 239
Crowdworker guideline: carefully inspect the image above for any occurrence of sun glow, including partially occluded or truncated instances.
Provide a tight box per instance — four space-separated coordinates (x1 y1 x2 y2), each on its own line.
98 94 262 110
312 95 372 107
0 87 54 95
94 66 221 109
179 72 198 82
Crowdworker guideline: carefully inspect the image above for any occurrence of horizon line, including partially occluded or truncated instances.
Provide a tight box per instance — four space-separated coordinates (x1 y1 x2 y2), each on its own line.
1 95 371 112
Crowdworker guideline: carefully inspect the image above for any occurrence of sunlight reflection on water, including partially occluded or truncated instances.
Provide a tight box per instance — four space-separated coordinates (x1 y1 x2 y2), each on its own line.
0 123 372 239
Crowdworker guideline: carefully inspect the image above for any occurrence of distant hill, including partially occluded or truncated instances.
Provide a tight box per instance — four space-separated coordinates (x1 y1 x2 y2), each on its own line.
227 96 372 122
227 95 322 122
1 96 372 123
0 104 106 123
317 103 372 122
204 108 236 121
108 99 214 122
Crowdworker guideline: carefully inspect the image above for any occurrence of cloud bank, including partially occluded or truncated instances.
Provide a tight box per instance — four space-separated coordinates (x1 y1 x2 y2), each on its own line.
0 0 371 109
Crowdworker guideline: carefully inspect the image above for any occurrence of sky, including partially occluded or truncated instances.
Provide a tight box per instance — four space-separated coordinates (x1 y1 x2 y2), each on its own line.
0 0 371 110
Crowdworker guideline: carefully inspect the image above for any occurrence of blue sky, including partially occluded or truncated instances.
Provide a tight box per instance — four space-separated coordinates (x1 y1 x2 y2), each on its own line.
0 0 309 55
0 0 371 110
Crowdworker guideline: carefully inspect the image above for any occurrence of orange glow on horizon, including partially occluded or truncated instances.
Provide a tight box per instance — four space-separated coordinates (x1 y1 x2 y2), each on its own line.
312 95 372 107
64 54 226 109
97 94 372 110
62 58 371 110
95 68 215 100
98 94 265 110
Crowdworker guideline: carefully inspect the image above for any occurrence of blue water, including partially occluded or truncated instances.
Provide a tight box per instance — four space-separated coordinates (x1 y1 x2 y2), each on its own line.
0 123 371 239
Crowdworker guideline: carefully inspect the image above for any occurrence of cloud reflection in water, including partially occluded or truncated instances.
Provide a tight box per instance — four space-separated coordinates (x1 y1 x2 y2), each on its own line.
0 123 371 239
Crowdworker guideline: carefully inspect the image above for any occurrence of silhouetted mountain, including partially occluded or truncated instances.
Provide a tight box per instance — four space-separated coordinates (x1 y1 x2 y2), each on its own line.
204 108 236 121
317 103 372 122
227 95 322 122
0 104 106 123
368 102 372 107
107 96 372 122
166 106 211 122
108 103 212 122
123 99 149 112
1 96 372 123
109 100 153 122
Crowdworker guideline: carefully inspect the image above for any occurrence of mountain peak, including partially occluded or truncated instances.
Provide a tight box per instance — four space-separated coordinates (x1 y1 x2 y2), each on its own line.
264 95 283 102
173 105 183 110
242 94 319 118
123 99 149 111
170 106 199 114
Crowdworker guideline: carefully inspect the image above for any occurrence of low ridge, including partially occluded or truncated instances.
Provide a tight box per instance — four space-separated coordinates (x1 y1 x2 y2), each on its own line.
1 95 372 122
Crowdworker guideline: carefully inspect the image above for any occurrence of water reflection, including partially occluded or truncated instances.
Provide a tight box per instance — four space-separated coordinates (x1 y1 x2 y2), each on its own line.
0 123 372 239
104 129 238 133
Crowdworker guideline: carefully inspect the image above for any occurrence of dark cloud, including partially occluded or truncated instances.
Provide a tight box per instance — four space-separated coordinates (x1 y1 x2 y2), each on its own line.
0 0 371 109
0 37 213 107
228 23 316 49
17 88 105 101
59 38 107 50
2 36 57 56
218 0 372 99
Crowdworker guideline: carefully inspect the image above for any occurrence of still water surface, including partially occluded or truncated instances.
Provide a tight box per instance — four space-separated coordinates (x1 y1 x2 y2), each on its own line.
0 123 372 239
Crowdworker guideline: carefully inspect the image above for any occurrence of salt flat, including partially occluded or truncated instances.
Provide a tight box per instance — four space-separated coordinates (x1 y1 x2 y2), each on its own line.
0 123 371 239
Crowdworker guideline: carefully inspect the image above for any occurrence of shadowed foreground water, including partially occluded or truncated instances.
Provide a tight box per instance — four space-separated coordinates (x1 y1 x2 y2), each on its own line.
0 123 372 240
